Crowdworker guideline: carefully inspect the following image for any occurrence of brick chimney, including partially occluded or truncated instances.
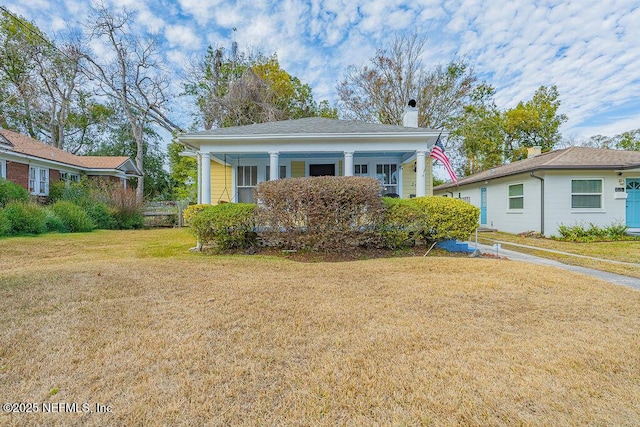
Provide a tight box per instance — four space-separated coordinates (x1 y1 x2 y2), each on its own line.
402 99 418 128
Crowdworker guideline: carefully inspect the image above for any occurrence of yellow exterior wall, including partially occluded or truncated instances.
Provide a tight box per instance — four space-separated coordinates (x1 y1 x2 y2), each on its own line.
291 161 305 178
402 161 416 199
402 158 433 198
210 161 233 204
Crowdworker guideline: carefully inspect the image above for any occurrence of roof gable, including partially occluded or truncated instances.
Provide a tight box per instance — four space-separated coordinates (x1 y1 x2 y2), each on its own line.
435 146 640 190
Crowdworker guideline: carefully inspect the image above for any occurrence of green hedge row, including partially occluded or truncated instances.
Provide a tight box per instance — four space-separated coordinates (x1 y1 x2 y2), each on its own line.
188 176 480 252
0 178 144 237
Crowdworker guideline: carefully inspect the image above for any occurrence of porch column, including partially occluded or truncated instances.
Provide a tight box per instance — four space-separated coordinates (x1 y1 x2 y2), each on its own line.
196 153 202 204
416 150 427 197
269 151 279 180
201 152 211 204
344 151 354 176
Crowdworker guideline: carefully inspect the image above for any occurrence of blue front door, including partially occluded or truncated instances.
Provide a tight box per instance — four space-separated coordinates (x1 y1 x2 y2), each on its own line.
480 187 487 225
627 179 640 228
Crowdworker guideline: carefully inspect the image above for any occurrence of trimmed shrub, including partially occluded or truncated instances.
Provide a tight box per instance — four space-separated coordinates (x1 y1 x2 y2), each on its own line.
410 196 480 242
0 210 10 236
255 176 384 251
51 201 95 232
189 203 256 250
0 178 29 207
183 204 211 225
3 202 47 235
379 197 428 249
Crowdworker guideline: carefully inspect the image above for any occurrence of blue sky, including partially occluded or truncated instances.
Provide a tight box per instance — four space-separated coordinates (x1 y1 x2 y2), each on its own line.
5 0 640 141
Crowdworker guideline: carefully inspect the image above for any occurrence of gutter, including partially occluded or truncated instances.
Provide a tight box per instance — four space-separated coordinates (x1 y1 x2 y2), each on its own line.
530 172 545 235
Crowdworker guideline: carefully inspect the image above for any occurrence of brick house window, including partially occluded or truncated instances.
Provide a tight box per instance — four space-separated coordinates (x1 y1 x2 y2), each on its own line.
29 166 49 195
0 159 5 179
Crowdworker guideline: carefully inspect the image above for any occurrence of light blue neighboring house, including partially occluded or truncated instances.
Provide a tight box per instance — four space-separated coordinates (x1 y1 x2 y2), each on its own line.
433 146 640 236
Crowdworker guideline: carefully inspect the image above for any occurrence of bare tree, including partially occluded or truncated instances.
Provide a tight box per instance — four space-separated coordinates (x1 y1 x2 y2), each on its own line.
83 3 181 201
338 32 491 132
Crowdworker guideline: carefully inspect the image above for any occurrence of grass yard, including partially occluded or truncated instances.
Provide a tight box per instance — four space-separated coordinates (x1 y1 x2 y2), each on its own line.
1 229 640 426
478 231 640 279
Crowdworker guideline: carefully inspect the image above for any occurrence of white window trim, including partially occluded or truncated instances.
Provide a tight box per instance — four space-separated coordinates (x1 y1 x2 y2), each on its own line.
29 166 49 196
507 182 524 211
570 177 604 212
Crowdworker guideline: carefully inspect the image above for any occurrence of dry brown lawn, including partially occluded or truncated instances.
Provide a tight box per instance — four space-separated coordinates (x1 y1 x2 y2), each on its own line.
1 229 640 426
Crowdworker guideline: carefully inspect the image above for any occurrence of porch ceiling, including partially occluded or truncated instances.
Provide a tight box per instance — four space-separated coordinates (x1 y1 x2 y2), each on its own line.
212 151 417 162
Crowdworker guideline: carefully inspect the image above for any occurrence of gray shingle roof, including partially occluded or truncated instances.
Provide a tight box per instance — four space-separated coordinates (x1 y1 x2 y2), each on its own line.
435 146 640 190
181 117 437 137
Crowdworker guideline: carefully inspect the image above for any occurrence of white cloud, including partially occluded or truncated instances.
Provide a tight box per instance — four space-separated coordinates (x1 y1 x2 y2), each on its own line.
2 0 640 139
165 24 201 50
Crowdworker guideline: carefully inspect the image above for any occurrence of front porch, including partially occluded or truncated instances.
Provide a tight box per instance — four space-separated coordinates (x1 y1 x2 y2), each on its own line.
194 150 434 204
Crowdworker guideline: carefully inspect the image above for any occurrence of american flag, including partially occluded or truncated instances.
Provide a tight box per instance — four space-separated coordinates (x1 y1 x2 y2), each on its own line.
430 133 458 184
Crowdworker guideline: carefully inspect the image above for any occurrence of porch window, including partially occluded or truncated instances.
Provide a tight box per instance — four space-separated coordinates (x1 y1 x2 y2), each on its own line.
354 164 368 176
508 183 524 209
376 163 398 195
265 165 286 181
29 166 49 195
0 159 5 179
571 179 602 209
237 165 258 203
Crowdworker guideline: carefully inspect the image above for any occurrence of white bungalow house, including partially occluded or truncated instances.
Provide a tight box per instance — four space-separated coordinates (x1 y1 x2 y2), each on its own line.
177 107 444 204
433 146 640 236
0 129 141 196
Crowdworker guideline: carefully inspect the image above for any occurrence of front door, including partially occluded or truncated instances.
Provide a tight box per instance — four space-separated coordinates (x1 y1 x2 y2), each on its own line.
309 164 335 177
480 187 487 225
627 179 640 228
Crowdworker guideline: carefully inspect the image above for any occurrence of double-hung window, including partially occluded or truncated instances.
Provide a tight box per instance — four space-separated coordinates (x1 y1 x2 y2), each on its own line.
237 165 258 203
571 179 602 209
508 183 524 209
265 165 286 181
29 166 49 195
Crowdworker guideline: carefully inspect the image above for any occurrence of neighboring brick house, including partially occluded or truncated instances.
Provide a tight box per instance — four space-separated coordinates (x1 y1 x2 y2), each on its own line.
0 129 141 196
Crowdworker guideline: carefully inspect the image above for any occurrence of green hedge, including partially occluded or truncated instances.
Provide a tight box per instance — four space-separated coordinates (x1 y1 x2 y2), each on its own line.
189 203 256 250
379 197 428 249
51 201 96 232
0 210 10 236
410 196 480 242
0 178 29 208
3 202 48 235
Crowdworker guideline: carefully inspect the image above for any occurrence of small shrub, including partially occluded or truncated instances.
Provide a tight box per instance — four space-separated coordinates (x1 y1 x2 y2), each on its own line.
556 221 629 242
96 185 143 230
3 202 47 235
379 197 428 249
82 201 116 230
0 210 10 236
410 196 480 242
51 201 95 232
0 178 29 207
183 204 211 225
44 209 68 233
189 203 256 250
